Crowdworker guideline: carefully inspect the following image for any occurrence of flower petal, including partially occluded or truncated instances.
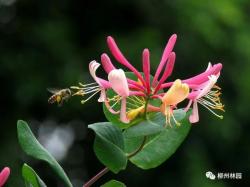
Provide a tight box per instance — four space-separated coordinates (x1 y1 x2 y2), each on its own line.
101 53 115 73
183 63 222 85
188 74 219 100
107 36 146 86
89 61 102 85
162 79 189 106
89 60 110 89
108 69 129 97
160 63 222 89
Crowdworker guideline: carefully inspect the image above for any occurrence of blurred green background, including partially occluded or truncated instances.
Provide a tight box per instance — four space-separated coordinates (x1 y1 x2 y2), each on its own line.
0 0 249 186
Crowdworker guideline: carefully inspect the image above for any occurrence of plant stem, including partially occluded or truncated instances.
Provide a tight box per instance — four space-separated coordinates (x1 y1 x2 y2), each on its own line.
83 167 109 187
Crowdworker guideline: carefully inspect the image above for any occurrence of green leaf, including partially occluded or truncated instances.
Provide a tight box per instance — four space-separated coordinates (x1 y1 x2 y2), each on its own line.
17 120 73 187
22 163 47 187
88 122 127 173
101 179 126 187
123 119 164 138
128 109 191 169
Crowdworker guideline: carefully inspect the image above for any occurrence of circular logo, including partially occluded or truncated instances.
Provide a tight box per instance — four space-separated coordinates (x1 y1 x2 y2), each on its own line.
206 171 216 180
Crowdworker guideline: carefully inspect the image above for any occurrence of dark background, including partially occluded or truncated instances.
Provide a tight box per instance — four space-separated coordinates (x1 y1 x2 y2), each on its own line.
0 0 250 186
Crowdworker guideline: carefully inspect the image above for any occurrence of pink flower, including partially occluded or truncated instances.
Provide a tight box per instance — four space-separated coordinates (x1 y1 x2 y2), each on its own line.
0 167 10 187
70 34 224 125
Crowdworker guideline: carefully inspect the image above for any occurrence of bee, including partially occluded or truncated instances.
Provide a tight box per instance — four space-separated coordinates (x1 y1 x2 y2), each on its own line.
48 88 71 106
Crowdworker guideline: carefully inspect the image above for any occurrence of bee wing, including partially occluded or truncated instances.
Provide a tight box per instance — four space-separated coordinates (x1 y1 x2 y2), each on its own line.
47 88 61 94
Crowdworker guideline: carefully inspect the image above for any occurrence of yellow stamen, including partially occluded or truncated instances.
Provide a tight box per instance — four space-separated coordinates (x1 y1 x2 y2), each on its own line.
197 86 225 119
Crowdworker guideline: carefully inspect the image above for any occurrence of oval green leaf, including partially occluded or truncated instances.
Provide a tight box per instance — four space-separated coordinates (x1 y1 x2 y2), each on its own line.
101 179 126 187
88 122 127 173
17 120 72 187
22 163 47 187
123 119 164 138
128 110 191 169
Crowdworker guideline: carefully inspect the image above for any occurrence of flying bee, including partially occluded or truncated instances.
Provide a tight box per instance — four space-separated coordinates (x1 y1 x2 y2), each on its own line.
48 88 71 106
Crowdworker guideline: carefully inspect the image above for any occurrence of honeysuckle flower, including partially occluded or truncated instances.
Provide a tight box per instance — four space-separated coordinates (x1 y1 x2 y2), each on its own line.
186 67 224 123
69 34 224 126
0 167 10 187
108 69 130 123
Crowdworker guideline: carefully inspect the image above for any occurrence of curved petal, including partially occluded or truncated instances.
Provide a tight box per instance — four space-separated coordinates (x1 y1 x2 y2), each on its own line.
89 61 110 89
89 61 102 85
197 75 218 98
160 63 222 89
108 69 129 97
188 75 218 100
183 63 222 85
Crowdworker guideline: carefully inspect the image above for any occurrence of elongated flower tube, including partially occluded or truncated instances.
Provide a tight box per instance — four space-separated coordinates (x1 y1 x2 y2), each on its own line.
142 49 151 93
153 34 177 86
101 53 115 74
0 167 10 187
108 69 130 123
161 79 189 126
160 63 223 89
107 36 146 87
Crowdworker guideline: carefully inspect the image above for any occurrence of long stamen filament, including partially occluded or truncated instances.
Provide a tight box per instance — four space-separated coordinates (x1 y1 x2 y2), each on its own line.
84 88 100 95
79 82 98 87
109 97 122 109
81 90 101 104
199 98 223 109
127 96 145 105
198 100 223 119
